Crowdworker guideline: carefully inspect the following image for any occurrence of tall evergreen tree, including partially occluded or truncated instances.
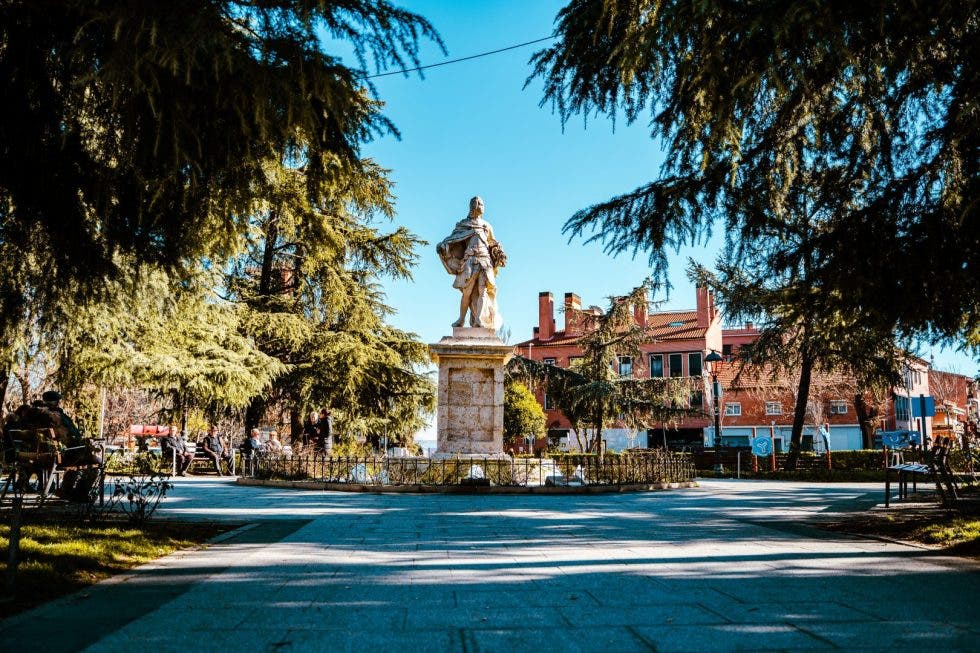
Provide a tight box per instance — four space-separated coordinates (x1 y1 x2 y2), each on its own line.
58 268 284 432
688 176 901 468
0 0 441 338
228 159 433 443
531 1 979 351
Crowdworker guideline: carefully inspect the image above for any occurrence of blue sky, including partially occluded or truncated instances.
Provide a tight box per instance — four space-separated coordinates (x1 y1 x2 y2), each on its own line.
354 1 976 386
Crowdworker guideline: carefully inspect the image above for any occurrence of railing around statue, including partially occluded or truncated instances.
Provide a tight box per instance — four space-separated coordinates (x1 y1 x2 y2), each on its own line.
241 451 696 487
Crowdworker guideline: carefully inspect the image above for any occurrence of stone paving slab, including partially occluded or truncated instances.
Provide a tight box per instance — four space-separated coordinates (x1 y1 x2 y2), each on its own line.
2 478 978 652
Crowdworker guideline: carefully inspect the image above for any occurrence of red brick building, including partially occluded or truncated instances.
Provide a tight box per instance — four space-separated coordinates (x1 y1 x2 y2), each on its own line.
706 356 868 451
515 287 965 452
515 287 721 450
929 369 974 444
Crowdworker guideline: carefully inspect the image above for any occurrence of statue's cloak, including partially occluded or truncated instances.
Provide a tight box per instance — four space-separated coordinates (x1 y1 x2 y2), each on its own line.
436 217 506 329
436 218 504 284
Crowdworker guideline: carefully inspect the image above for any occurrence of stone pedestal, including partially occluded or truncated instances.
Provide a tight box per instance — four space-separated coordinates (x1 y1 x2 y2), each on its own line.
429 327 514 456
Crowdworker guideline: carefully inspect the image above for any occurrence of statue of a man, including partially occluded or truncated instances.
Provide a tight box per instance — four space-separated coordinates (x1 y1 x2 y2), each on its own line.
437 196 506 329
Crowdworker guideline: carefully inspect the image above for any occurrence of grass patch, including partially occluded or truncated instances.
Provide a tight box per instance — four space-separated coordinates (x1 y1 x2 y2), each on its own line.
1 518 229 619
824 504 980 559
914 518 980 548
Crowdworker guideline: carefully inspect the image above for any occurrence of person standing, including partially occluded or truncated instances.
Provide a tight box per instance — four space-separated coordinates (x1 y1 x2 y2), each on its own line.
200 425 231 475
317 409 333 454
303 411 319 449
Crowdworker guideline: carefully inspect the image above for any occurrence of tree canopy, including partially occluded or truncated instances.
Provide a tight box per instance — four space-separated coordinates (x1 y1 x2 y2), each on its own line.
531 1 978 351
503 379 546 447
0 0 441 336
58 269 284 425
228 157 433 442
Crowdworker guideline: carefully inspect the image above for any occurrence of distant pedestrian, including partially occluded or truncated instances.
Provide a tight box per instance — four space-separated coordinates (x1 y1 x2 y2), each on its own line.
303 411 319 448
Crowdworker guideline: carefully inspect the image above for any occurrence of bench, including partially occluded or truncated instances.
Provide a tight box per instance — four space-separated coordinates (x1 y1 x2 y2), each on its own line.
884 445 958 508
1 429 110 505
187 442 236 475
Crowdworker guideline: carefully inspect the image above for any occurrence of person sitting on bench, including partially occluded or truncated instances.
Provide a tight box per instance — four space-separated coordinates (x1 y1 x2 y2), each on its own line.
160 428 194 476
200 425 231 475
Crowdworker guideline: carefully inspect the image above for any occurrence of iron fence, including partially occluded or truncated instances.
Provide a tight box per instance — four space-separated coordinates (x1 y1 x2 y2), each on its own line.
240 451 696 487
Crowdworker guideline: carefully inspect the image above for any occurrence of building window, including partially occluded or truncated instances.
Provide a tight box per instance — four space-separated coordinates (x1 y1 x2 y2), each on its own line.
724 402 741 416
543 357 556 366
722 344 733 359
649 354 663 378
668 353 683 378
543 394 553 410
618 356 633 377
765 402 782 416
690 391 704 408
688 352 702 377
895 396 910 422
569 356 583 369
902 369 922 388
829 400 848 415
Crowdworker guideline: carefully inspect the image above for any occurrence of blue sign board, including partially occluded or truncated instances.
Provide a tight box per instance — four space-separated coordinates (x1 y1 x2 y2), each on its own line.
911 396 935 418
878 430 920 448
751 436 773 456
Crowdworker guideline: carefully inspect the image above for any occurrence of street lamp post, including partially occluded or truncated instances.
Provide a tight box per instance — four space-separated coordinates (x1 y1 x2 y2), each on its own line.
705 350 724 472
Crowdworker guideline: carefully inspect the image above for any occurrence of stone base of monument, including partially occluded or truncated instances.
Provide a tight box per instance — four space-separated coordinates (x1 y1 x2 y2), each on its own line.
429 327 514 457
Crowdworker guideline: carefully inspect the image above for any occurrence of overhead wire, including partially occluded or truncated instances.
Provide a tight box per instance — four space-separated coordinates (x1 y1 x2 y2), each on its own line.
365 34 556 79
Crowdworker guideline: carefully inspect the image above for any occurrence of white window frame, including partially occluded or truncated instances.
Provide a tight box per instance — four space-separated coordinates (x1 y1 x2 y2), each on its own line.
543 393 553 410
668 353 683 378
618 355 633 377
895 396 911 422
829 400 848 415
687 352 702 377
648 354 663 378
543 357 556 366
724 402 742 416
765 402 782 416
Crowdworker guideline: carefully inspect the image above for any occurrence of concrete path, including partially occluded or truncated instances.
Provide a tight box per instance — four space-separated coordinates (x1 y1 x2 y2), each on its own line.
2 479 977 652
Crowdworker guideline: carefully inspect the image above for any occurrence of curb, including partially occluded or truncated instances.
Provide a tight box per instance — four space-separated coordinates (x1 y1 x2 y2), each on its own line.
235 477 698 494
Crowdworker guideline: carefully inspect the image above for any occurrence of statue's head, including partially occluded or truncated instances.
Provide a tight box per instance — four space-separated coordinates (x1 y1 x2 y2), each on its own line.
468 196 484 218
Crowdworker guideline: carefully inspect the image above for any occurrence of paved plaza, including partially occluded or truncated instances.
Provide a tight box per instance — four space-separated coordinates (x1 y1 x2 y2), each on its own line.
2 479 978 652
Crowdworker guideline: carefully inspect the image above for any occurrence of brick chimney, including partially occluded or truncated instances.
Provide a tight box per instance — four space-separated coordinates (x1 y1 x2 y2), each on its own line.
537 292 555 340
696 286 716 328
633 297 648 328
564 292 582 335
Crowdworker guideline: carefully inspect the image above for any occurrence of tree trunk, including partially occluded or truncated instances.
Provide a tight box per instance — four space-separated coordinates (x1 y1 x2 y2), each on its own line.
289 408 302 445
179 391 188 434
239 212 281 441
785 355 814 470
259 211 280 296
0 363 9 416
244 396 265 439
853 393 876 449
590 409 604 456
